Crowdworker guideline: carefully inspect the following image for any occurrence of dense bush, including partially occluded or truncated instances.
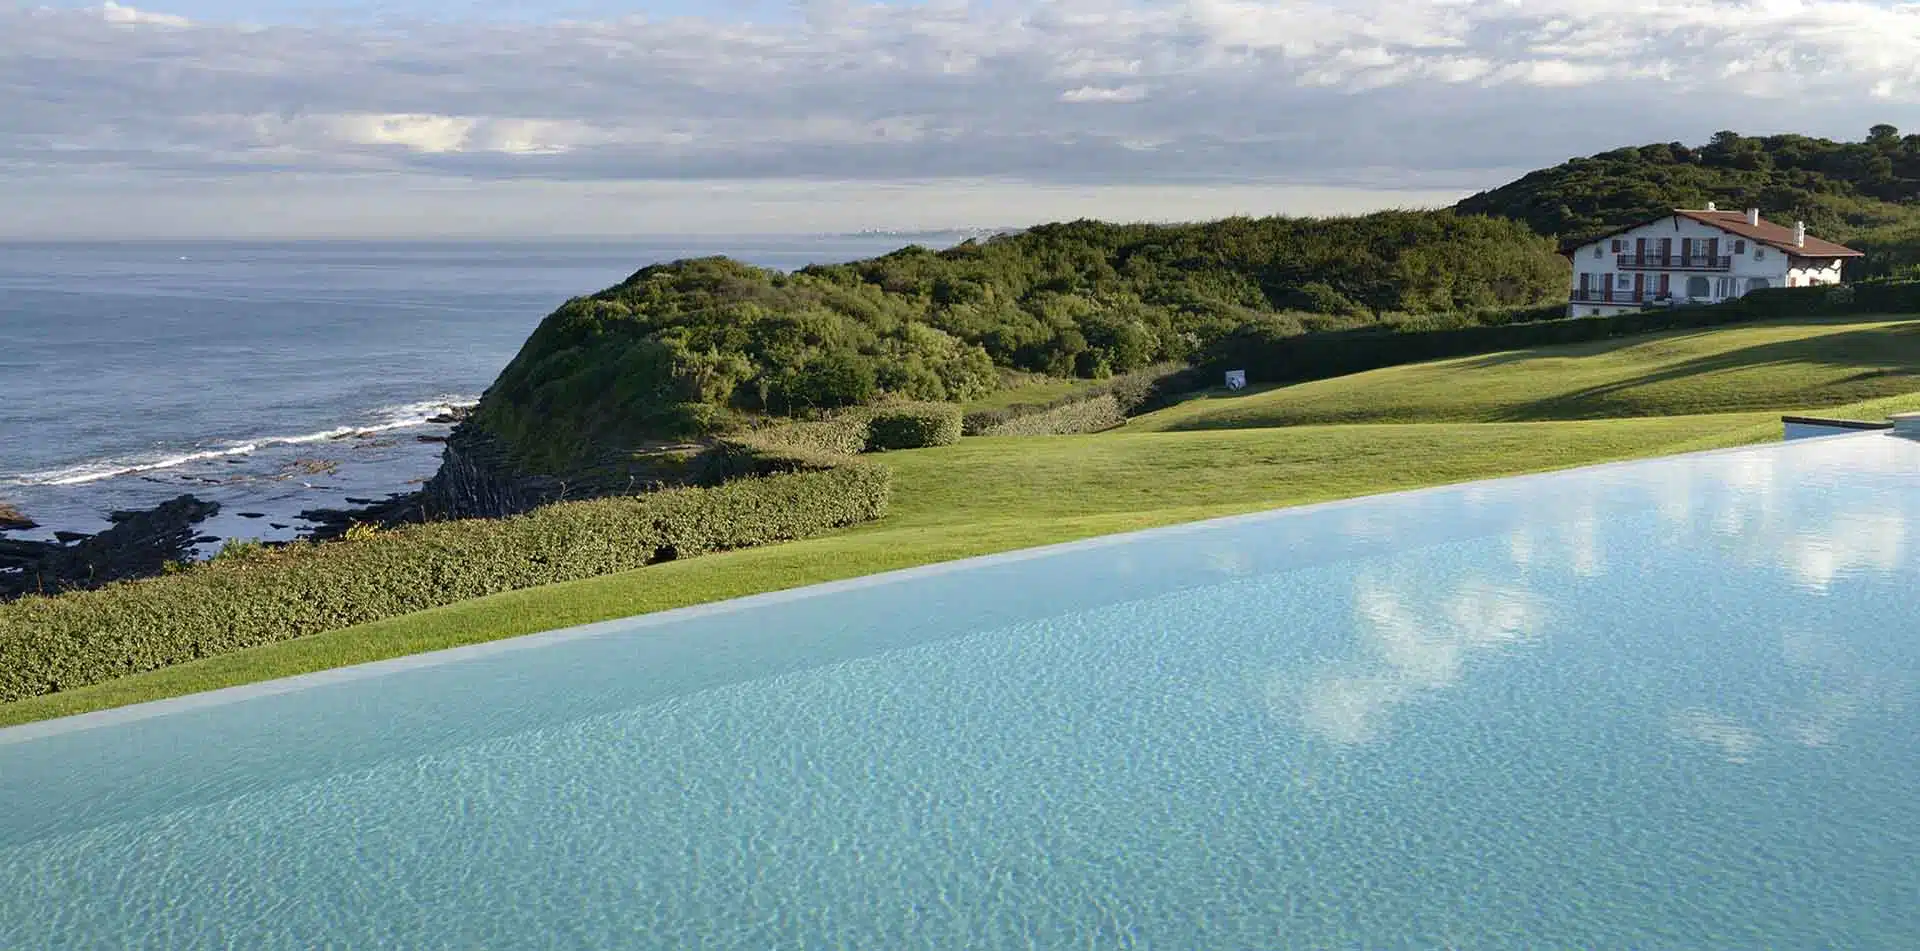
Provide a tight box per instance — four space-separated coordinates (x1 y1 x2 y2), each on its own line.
0 464 891 703
864 404 964 451
975 395 1127 436
748 416 872 457
963 362 1202 436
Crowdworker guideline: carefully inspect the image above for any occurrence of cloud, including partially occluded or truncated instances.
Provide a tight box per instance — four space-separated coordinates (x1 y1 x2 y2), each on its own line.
98 1 189 28
1059 85 1149 103
5 0 1920 234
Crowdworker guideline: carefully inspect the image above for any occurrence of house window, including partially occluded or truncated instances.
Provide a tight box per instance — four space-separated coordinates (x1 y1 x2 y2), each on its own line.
1593 247 1603 259
1715 277 1735 297
1616 275 1632 289
1747 277 1769 293
1756 248 1765 260
1591 309 1601 316
1611 239 1625 253
1734 240 1746 254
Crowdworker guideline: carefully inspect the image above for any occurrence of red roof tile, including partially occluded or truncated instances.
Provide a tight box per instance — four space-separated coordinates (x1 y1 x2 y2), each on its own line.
1562 209 1863 258
1670 209 1862 258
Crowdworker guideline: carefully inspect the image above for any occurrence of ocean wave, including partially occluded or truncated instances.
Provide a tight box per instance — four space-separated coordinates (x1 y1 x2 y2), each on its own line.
7 395 477 487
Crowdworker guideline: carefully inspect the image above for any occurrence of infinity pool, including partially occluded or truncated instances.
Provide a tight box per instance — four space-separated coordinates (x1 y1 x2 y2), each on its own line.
3 433 1917 948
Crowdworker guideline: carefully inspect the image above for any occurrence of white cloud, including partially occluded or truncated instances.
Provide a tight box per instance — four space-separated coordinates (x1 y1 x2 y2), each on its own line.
98 1 188 28
1291 576 1541 745
1059 84 1149 103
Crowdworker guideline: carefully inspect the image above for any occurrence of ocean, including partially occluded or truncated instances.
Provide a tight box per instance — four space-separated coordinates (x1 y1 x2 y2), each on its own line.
1 236 927 551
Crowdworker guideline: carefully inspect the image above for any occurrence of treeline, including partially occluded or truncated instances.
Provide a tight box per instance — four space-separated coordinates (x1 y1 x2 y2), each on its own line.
1457 126 1920 277
475 211 1567 469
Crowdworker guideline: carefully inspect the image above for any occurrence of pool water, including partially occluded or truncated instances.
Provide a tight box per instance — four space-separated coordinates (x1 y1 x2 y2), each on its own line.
3 433 1917 948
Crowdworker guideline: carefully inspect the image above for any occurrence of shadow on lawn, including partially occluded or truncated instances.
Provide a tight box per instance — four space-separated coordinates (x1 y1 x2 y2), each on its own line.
1491 323 1920 421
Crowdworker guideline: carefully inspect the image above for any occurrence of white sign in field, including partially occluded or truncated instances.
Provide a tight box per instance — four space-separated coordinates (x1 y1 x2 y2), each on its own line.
1224 370 1247 391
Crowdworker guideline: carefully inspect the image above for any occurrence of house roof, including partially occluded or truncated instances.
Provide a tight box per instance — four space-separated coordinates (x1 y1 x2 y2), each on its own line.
1560 209 1864 258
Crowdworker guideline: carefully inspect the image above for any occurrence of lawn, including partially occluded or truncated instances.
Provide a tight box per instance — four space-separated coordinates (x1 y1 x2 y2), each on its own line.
1134 317 1920 432
7 326 1920 728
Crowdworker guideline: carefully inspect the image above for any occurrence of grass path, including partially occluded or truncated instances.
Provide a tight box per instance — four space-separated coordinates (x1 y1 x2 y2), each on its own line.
1134 317 1920 432
0 410 1796 727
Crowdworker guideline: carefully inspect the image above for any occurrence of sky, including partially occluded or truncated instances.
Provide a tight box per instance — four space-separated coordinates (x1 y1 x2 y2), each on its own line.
6 0 1920 238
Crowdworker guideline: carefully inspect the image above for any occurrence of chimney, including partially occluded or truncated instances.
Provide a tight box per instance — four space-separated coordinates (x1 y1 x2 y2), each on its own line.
1746 208 1761 226
1705 201 1717 211
1795 221 1806 247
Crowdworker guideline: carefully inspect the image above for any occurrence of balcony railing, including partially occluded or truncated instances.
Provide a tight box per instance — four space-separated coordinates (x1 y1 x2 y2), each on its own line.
1571 288 1646 304
1616 254 1732 271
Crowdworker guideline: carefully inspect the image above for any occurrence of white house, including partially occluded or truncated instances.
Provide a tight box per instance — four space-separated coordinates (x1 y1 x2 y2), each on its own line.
1563 204 1863 318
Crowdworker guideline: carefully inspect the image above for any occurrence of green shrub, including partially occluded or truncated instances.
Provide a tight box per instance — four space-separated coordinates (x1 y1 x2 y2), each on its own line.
975 395 1125 436
753 416 872 456
0 464 891 704
963 362 1194 435
863 403 963 451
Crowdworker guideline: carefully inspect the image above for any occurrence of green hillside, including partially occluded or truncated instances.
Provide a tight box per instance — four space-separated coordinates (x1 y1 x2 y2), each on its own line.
1133 317 1920 432
1455 126 1920 277
472 212 1567 471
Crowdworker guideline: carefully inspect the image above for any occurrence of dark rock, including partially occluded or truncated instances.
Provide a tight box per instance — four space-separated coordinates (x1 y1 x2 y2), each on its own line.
269 523 289 530
0 495 221 600
0 504 37 532
238 512 267 519
299 491 432 542
416 434 449 443
345 497 377 505
194 535 221 544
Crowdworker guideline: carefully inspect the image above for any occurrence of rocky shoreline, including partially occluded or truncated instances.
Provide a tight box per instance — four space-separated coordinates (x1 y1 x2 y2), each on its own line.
0 405 488 602
0 403 715 601
0 495 222 599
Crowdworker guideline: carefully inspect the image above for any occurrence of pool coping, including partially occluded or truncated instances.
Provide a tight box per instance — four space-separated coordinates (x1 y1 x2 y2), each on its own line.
0 430 1898 746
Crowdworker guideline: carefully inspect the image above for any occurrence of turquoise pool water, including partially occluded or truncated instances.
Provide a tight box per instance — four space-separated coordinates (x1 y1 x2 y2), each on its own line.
3 433 1917 948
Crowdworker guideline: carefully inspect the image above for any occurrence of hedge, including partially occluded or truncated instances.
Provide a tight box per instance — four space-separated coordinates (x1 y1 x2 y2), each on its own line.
974 395 1126 436
0 463 891 703
1201 283 1916 387
963 363 1195 436
864 404 963 451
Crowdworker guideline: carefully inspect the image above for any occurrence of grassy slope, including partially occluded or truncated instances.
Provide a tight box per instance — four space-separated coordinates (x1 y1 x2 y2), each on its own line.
1135 317 1920 432
8 326 1920 727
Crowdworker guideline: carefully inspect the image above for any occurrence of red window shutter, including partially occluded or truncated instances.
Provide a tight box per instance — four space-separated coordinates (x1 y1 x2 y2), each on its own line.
1579 273 1590 294
1634 273 1645 301
1681 238 1693 260
1635 237 1647 262
1706 237 1718 263
1659 274 1670 295
1660 238 1672 261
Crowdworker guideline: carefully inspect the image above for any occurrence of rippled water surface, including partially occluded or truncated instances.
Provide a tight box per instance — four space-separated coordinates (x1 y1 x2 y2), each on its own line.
2 433 1917 948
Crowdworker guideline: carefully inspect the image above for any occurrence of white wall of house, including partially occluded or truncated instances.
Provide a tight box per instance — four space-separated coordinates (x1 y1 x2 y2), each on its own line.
1785 258 1845 288
1565 213 1846 318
